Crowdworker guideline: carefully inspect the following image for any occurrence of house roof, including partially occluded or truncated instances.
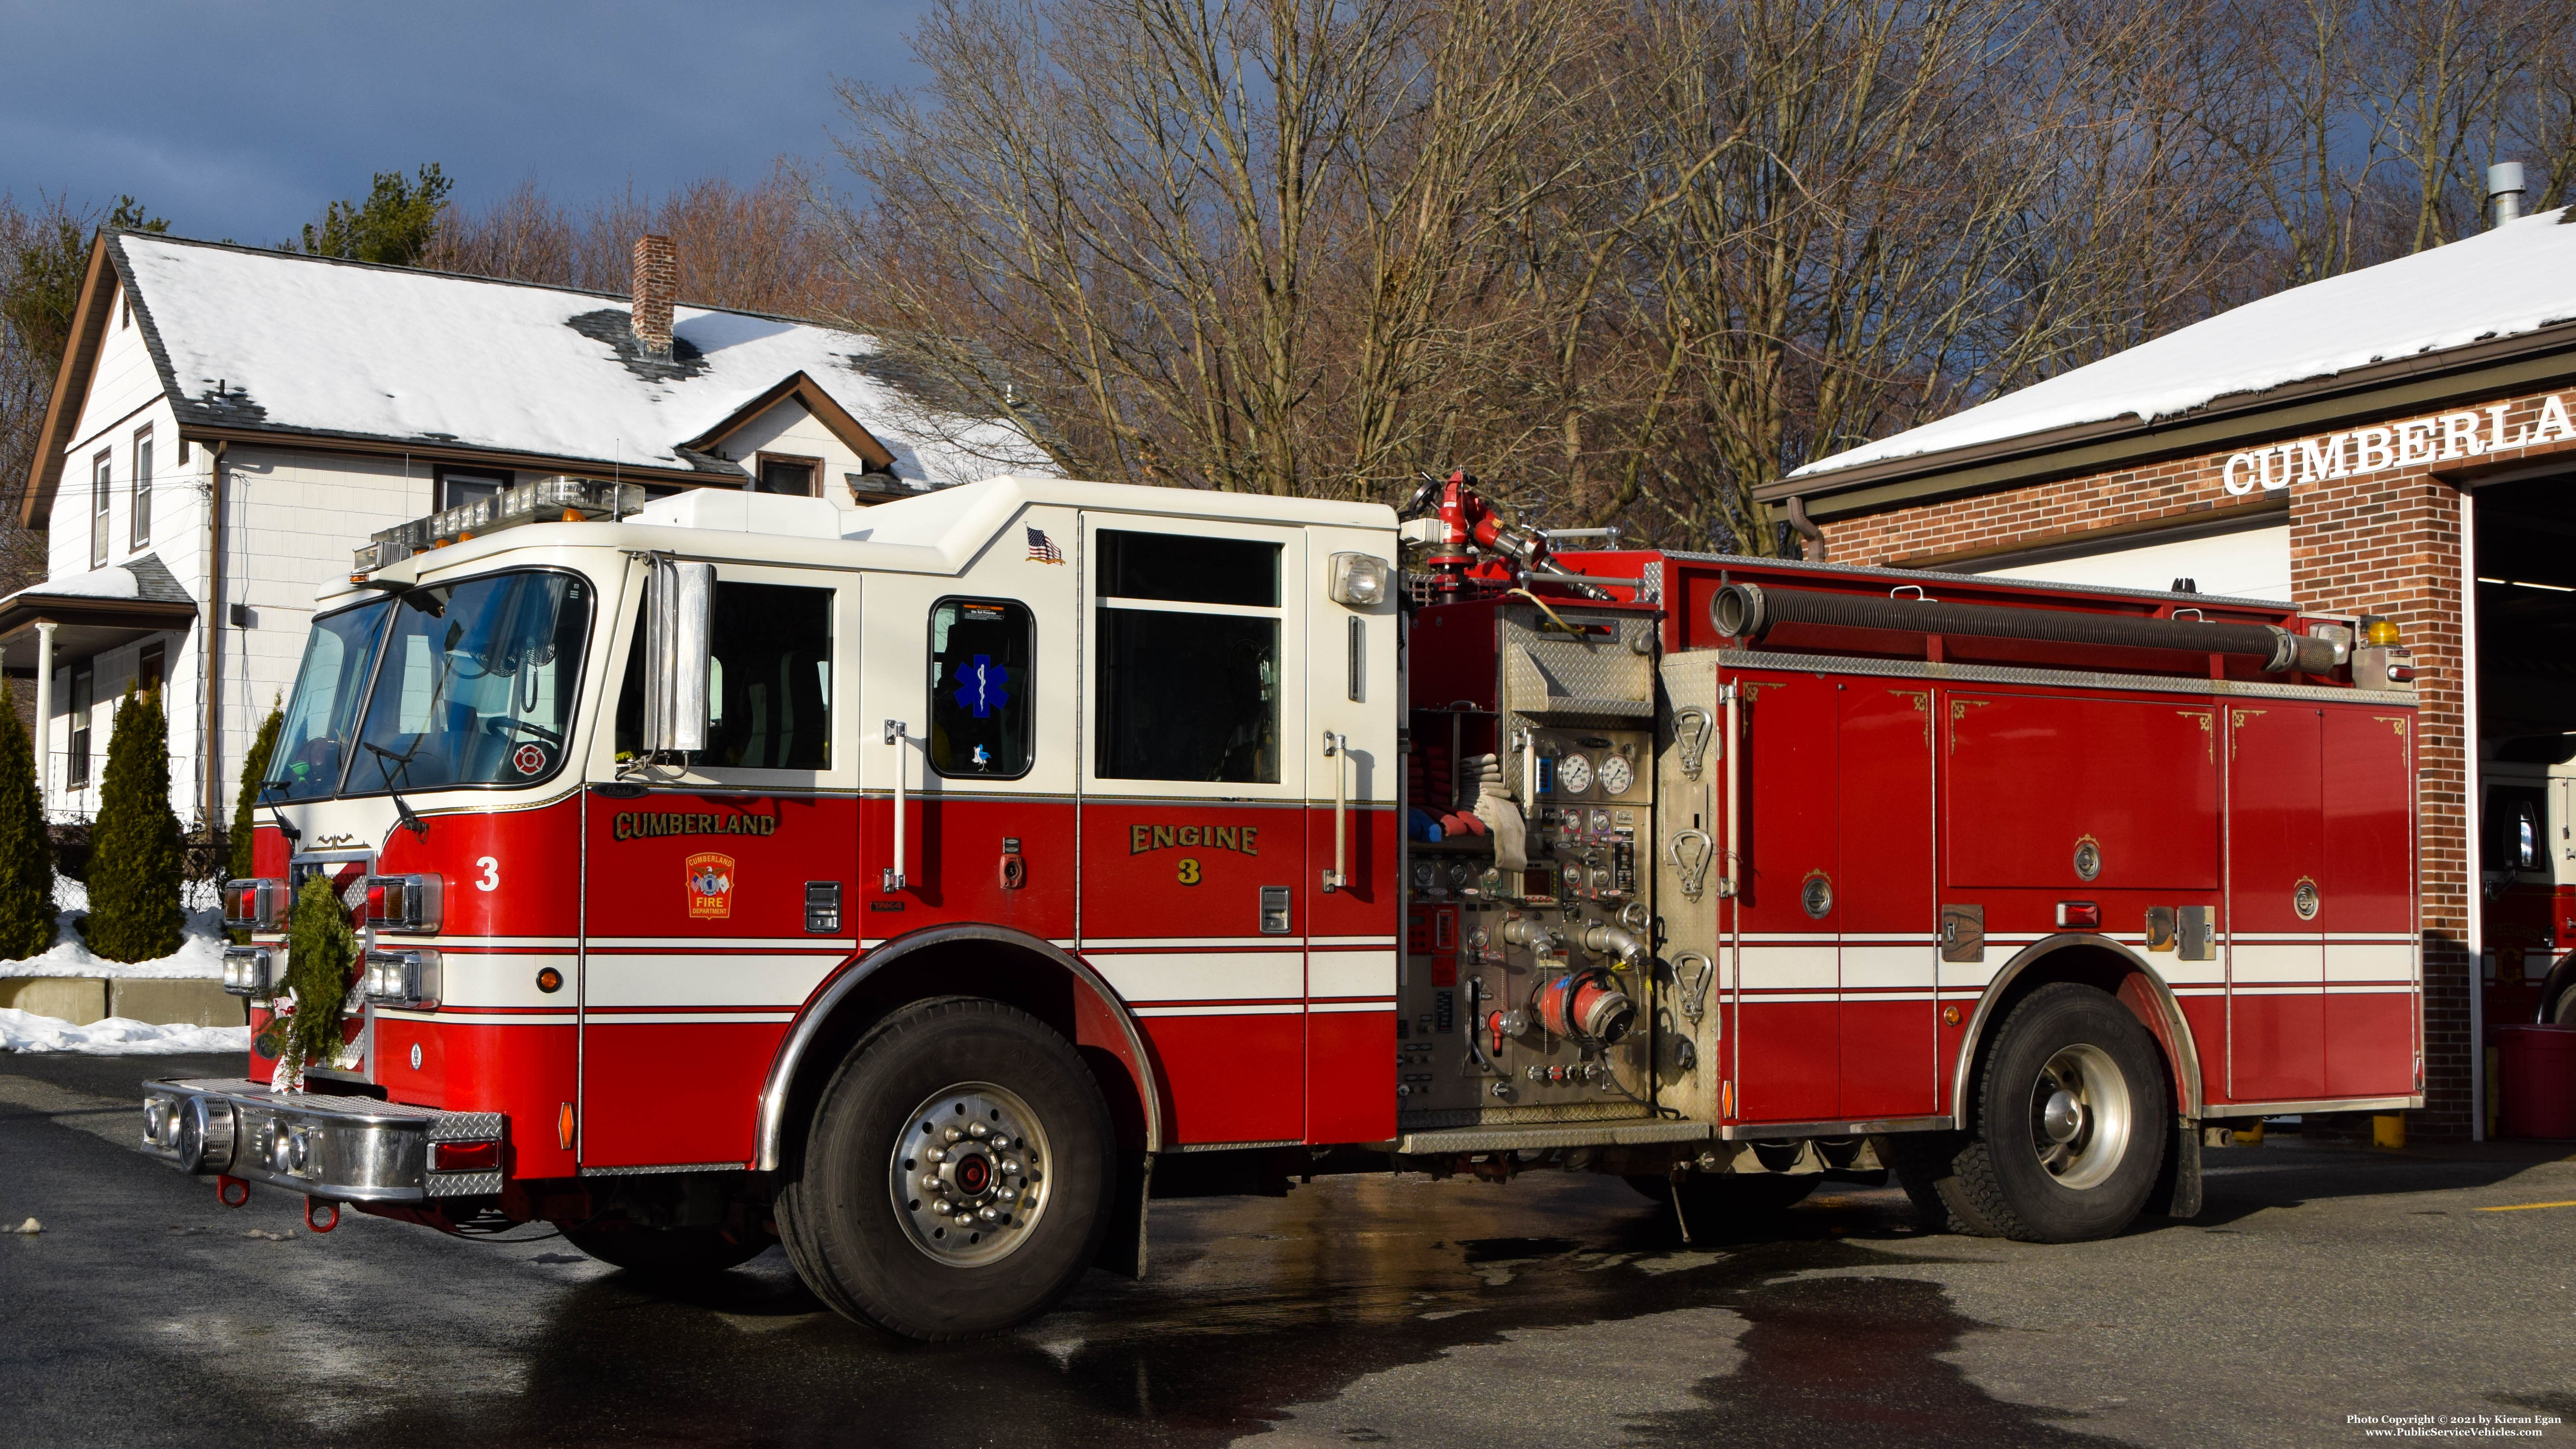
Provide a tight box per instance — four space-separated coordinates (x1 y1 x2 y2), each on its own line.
0 554 201 673
1789 207 2576 493
22 233 1049 526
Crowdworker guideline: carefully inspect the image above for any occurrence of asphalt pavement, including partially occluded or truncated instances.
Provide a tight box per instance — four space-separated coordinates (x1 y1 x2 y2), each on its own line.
3 1050 2571 1448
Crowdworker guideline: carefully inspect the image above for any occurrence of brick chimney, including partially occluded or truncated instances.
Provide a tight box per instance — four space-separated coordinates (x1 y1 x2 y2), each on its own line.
630 234 676 357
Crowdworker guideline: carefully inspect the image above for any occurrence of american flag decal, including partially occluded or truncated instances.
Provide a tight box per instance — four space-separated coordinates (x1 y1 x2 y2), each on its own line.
1025 527 1064 564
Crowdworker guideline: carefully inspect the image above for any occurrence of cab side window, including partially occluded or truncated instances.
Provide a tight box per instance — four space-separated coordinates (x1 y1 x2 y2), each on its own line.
616 580 834 769
1094 529 1282 784
927 598 1033 778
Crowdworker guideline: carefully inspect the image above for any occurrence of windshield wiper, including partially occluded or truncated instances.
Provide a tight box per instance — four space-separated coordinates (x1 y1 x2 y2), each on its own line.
255 783 302 846
361 740 431 839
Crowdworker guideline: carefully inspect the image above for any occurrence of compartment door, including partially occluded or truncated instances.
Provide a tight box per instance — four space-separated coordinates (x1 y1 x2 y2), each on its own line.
2322 709 2416 1096
2226 707 2325 1102
1727 672 1840 1124
1837 685 1936 1119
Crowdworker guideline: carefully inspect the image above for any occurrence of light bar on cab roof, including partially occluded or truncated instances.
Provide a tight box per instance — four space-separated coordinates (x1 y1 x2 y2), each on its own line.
353 476 646 576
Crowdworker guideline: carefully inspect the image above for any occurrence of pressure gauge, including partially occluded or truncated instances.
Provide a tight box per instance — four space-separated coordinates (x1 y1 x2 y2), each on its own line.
1561 863 1584 890
1597 754 1635 796
1556 752 1595 795
1448 860 1474 888
1590 808 1613 834
1412 862 1436 890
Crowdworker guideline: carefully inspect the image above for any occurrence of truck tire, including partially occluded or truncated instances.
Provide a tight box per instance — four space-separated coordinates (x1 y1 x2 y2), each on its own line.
1873 1131 2000 1235
1947 983 2168 1243
775 997 1112 1340
561 1224 766 1274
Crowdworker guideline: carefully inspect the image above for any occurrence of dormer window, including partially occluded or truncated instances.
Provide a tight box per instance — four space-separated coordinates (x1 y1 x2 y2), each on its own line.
438 468 507 510
756 453 819 497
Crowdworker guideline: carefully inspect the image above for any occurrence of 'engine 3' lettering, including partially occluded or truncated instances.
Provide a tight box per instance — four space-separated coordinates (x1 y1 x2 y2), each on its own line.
1129 823 1259 857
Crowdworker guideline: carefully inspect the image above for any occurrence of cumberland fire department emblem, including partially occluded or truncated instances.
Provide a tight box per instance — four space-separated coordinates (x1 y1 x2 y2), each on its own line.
685 852 736 920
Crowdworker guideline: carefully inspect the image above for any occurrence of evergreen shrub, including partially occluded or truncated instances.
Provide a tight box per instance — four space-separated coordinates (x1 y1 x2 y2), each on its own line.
0 683 55 959
84 686 185 962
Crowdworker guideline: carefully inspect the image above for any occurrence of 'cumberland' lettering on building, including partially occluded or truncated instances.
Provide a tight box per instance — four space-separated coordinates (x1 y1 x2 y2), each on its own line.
2223 392 2576 494
612 812 781 841
1129 823 1260 856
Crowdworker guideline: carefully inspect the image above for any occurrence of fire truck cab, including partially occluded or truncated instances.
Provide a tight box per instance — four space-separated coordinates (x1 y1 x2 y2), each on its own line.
141 471 2424 1340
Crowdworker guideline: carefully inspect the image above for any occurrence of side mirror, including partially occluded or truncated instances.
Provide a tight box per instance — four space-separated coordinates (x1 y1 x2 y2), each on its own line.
642 556 714 754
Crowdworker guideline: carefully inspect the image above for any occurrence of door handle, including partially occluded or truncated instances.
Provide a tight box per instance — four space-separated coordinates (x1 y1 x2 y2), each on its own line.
882 720 909 891
1322 731 1349 893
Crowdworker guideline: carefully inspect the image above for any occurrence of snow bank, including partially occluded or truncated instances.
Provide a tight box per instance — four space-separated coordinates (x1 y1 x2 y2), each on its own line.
1797 208 2576 479
0 1007 247 1055
0 875 227 981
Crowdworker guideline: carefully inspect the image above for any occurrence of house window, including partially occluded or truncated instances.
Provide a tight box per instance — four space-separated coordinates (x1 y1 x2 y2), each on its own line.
756 454 819 497
67 668 94 789
120 288 130 329
90 452 112 569
438 470 507 511
139 642 166 696
131 427 153 549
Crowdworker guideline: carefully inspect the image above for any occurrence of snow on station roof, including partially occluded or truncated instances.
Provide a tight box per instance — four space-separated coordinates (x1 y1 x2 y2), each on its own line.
1795 208 2576 483
108 233 1045 490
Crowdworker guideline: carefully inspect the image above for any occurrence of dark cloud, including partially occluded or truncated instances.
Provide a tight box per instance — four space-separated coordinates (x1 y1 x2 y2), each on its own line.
0 0 926 240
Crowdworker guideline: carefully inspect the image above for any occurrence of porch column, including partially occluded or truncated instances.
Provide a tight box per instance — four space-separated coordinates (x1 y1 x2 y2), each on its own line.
32 620 54 805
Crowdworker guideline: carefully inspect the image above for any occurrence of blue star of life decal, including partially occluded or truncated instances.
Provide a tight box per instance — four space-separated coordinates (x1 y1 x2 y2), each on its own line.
953 655 1011 718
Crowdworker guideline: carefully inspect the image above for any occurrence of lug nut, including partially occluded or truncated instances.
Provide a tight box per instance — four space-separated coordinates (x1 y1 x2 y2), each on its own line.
924 1147 945 1163
943 1128 964 1143
969 1122 990 1138
922 1175 945 1193
987 1135 1011 1151
977 1207 1001 1222
997 1186 1019 1203
931 1200 954 1216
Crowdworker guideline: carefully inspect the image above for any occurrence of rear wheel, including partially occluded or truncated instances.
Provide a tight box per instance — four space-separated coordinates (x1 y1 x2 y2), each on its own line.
1875 1131 1998 1235
775 998 1112 1340
1946 983 2167 1242
560 1224 766 1274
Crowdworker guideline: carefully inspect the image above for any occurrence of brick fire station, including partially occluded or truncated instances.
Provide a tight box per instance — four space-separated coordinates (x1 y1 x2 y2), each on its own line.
1780 202 2576 1141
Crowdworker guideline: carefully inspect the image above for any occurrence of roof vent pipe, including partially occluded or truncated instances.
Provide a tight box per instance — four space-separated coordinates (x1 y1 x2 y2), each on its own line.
630 234 676 357
2488 162 2526 228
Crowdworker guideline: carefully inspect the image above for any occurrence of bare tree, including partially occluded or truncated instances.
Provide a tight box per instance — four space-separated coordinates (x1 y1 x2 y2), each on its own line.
826 0 1608 498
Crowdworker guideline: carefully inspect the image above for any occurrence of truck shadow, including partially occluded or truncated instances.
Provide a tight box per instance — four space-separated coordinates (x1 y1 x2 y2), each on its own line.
349 1176 2136 1448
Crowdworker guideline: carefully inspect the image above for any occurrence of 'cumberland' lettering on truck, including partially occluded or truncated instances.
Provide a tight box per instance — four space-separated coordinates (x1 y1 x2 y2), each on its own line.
612 812 780 841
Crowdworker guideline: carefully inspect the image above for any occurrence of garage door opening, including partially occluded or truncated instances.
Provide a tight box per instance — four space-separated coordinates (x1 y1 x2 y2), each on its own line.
2471 471 2576 1035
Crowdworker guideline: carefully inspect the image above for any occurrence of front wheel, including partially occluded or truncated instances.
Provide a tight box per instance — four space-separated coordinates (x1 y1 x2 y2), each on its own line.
1945 983 2168 1242
775 998 1113 1340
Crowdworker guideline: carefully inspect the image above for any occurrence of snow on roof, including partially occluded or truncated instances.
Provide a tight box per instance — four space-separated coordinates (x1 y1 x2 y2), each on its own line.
116 234 1050 487
0 553 191 606
1796 209 2576 480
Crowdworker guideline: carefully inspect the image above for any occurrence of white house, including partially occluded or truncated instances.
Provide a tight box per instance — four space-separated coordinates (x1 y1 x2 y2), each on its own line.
4 231 1045 832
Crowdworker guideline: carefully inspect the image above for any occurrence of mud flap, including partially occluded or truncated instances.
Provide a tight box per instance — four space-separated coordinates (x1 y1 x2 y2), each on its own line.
2146 1114 2201 1219
1093 1150 1150 1279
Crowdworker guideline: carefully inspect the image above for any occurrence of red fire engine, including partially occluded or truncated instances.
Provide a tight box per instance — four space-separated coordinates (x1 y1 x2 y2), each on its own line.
139 471 2422 1339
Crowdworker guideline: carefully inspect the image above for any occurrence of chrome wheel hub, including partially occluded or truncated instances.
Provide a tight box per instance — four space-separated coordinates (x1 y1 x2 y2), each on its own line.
2026 1044 2132 1191
889 1083 1049 1266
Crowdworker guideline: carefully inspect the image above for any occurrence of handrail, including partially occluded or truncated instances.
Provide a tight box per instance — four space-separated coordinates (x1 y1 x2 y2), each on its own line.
882 720 909 892
1321 731 1349 893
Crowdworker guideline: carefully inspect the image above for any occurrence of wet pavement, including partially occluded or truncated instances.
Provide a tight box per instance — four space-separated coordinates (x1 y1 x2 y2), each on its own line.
4 1050 2572 1448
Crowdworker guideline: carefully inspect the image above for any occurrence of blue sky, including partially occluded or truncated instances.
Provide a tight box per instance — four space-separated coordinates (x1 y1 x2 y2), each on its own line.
0 0 929 242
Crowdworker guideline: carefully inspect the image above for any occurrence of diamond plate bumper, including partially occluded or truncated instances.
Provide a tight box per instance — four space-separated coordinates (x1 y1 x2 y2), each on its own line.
138 1079 506 1203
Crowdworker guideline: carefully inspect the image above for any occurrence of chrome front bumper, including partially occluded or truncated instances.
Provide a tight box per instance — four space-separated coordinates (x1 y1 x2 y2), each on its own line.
139 1079 506 1203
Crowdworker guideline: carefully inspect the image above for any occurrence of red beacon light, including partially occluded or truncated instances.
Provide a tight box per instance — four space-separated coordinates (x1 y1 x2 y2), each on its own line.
2056 901 2103 929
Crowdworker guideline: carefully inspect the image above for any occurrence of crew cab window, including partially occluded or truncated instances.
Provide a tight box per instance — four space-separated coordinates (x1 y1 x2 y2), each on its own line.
616 580 833 770
2488 786 2547 874
928 598 1032 777
1094 529 1282 784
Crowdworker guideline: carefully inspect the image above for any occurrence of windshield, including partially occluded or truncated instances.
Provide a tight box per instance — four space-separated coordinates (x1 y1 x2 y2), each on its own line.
347 570 592 794
265 599 394 801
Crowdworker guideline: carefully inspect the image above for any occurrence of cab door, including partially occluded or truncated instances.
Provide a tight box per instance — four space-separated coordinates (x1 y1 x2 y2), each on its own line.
1076 516 1309 1146
579 562 861 1170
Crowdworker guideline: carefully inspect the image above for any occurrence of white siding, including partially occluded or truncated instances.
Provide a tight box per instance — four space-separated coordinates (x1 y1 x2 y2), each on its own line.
1968 522 2293 602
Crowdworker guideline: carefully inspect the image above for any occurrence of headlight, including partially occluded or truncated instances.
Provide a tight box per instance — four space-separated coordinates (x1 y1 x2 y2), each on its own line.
221 947 275 998
361 949 441 1008
1327 552 1391 607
